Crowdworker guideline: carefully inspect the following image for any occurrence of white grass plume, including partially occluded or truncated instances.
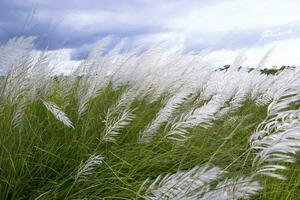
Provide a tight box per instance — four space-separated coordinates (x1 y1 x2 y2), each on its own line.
201 176 262 200
140 166 261 200
111 88 137 114
1 56 32 102
250 73 300 180
76 37 112 116
140 165 222 200
166 95 223 142
75 154 104 181
251 125 300 180
103 108 135 142
42 100 75 129
11 98 27 128
139 90 193 143
0 37 35 74
102 89 136 142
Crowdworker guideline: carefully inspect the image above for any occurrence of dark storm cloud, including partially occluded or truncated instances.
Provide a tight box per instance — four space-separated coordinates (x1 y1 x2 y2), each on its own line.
0 0 226 49
1 0 300 61
0 0 173 50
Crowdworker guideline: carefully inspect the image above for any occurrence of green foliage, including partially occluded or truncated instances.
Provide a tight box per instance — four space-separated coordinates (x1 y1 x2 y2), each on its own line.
0 82 298 200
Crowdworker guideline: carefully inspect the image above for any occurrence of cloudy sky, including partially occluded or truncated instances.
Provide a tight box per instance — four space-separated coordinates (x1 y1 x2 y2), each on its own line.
1 0 300 67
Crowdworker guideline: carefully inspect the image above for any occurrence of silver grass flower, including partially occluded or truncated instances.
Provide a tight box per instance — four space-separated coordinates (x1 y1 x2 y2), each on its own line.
75 154 104 181
166 95 223 142
42 100 75 129
76 37 113 116
139 90 193 143
201 176 262 200
0 37 35 74
2 56 32 102
141 166 261 200
252 126 300 180
102 89 136 142
140 165 222 200
11 98 27 128
103 108 135 142
250 73 300 180
111 88 137 114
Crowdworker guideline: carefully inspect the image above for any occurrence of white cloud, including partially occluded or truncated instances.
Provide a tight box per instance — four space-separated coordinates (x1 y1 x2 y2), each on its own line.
168 0 300 33
202 37 300 67
5 0 300 67
261 29 293 38
46 48 80 75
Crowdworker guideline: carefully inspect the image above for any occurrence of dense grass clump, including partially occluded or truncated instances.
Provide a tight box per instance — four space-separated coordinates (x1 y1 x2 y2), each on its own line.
1 37 300 199
0 84 299 199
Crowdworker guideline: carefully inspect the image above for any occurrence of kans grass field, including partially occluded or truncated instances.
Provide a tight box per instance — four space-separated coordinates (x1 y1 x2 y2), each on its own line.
0 37 300 199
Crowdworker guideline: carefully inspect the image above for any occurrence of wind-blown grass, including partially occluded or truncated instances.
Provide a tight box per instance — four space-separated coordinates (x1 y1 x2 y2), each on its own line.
0 37 300 199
